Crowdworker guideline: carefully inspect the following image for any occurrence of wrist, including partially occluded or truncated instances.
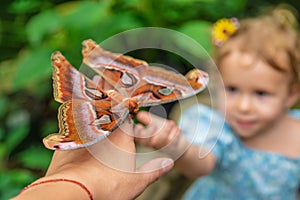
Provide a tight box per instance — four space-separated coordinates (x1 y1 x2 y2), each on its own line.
43 167 114 200
13 177 93 200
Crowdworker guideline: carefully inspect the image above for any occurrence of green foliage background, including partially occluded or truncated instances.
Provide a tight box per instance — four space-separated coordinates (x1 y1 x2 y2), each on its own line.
0 0 299 199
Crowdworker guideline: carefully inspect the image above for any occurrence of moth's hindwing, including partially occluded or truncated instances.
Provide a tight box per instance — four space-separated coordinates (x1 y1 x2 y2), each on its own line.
43 100 129 150
133 67 209 107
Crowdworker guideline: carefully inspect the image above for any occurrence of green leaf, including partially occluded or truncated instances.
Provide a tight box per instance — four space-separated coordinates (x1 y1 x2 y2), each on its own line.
61 1 109 30
0 60 18 94
6 124 29 154
0 169 36 199
110 12 142 31
90 12 142 41
42 119 58 137
9 0 41 14
177 20 213 56
26 10 62 46
5 169 36 184
0 96 8 118
31 78 52 99
198 0 247 19
13 48 53 90
0 126 4 141
18 146 52 170
188 0 216 3
0 143 6 162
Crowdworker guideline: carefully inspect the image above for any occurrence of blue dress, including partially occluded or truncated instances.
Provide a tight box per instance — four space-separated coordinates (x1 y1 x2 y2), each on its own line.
178 104 300 200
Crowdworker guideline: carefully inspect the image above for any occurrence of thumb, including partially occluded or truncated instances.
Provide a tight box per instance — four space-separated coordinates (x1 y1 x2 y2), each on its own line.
136 158 174 184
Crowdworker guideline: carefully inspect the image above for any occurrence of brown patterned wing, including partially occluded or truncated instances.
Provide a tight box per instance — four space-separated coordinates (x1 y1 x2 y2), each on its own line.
133 67 209 107
81 40 209 105
46 41 209 150
43 99 129 150
81 39 148 94
52 52 108 103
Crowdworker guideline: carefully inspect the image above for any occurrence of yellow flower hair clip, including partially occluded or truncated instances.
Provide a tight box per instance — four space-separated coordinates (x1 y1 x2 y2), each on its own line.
212 18 240 47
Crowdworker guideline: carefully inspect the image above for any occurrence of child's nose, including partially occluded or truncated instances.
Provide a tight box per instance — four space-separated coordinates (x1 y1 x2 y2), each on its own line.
237 95 252 112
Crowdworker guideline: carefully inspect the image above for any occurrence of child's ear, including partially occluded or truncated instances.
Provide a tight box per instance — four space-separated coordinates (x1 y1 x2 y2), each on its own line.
287 83 300 108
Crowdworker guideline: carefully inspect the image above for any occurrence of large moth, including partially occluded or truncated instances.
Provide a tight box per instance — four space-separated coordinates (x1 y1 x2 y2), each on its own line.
43 39 209 150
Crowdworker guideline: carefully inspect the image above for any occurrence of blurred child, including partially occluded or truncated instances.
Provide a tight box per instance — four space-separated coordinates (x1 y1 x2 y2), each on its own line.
135 6 300 199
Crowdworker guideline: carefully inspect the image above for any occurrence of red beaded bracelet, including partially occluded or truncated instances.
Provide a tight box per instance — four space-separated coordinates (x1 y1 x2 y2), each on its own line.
20 178 93 200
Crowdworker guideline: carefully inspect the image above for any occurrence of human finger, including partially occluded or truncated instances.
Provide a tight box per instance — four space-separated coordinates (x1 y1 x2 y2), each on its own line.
136 111 167 127
130 158 173 198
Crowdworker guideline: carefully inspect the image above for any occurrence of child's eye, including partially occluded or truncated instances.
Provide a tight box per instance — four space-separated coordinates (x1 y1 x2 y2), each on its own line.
226 86 237 93
255 90 268 97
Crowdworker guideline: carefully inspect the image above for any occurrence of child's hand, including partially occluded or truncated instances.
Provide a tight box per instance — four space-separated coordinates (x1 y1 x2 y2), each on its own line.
135 111 216 178
135 111 188 157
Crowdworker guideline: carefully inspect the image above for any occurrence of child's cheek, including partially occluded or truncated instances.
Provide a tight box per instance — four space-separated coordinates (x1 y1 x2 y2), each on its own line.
216 88 227 114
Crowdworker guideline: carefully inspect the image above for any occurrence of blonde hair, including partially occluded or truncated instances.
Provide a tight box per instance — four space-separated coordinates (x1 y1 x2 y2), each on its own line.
214 6 300 84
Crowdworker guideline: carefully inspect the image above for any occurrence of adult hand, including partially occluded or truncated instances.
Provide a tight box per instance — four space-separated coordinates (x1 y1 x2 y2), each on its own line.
12 119 174 200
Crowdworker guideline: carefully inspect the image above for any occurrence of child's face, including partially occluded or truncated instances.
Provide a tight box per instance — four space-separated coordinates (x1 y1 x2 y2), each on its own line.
218 51 294 140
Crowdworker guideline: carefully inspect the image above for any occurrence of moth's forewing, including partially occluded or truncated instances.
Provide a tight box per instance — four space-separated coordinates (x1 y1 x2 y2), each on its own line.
52 52 108 103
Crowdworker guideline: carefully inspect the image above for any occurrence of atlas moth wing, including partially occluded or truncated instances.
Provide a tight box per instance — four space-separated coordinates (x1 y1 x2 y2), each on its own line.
133 67 209 107
81 39 148 96
52 52 109 103
43 99 130 150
